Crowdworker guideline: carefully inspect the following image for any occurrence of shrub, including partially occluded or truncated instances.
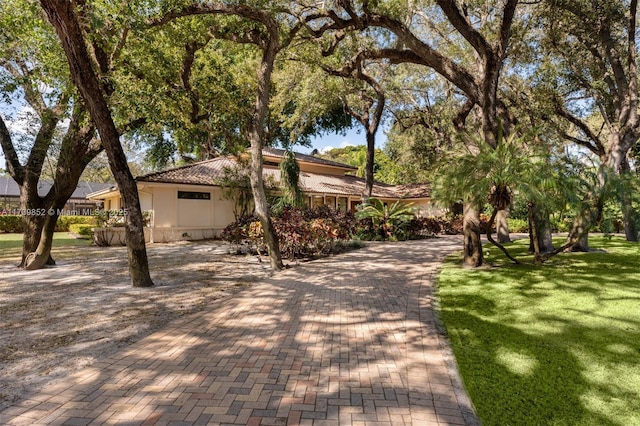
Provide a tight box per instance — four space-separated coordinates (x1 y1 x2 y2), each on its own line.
68 223 94 238
221 206 357 259
506 218 529 233
0 215 23 233
0 214 97 233
355 198 417 240
56 215 96 232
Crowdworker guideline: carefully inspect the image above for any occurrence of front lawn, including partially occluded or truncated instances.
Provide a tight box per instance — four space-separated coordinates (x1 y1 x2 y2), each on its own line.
437 236 640 426
0 232 93 261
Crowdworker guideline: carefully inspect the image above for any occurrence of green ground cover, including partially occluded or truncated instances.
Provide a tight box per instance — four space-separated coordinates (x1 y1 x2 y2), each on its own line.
437 236 640 426
0 232 93 261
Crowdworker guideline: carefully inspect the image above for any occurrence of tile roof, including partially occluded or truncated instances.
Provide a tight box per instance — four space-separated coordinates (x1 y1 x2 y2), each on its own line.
0 176 112 199
136 156 237 186
262 147 358 171
135 154 431 199
393 183 433 199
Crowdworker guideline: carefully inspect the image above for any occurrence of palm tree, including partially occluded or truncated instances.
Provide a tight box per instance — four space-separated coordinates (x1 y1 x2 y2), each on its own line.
432 129 557 264
356 198 416 239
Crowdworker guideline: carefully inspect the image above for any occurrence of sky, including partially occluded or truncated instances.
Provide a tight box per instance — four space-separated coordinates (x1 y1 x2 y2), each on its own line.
295 127 388 155
296 128 361 154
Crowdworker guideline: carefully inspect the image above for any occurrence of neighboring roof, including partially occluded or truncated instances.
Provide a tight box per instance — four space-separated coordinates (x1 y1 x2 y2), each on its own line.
262 147 358 171
0 176 112 200
131 154 430 199
393 183 432 199
297 171 400 198
136 156 237 186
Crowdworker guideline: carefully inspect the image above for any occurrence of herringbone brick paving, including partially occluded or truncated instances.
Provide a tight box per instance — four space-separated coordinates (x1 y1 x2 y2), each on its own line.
1 237 477 425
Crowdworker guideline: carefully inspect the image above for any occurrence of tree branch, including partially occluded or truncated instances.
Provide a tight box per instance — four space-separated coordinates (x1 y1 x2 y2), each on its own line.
0 114 24 183
434 0 494 61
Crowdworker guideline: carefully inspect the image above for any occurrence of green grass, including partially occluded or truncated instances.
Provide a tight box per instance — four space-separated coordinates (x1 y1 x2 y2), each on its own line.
0 232 93 261
437 236 640 426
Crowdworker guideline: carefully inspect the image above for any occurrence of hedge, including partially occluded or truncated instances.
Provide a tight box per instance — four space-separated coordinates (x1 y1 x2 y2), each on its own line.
0 215 22 233
55 216 96 232
68 224 95 238
0 215 96 233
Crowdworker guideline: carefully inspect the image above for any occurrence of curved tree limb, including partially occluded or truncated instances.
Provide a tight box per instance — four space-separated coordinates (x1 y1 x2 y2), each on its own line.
487 208 522 265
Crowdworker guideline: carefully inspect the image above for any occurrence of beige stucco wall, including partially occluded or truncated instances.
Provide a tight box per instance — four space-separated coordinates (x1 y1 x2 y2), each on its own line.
151 186 177 227
141 184 238 230
410 199 445 217
139 191 153 211
102 194 121 211
177 196 212 227
211 187 237 228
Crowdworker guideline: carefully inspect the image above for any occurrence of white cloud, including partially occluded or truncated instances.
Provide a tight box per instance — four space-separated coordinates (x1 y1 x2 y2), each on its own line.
319 139 355 153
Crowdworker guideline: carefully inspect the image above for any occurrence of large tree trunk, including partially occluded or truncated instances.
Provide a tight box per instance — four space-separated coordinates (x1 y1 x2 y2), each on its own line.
40 0 153 287
463 203 483 267
567 211 591 252
496 208 511 243
24 212 59 270
608 142 639 242
19 178 48 266
364 131 375 199
246 31 283 270
528 205 554 254
21 108 98 269
621 195 638 241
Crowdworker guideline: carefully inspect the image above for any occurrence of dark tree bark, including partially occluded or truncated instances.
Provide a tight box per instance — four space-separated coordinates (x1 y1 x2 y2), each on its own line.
248 35 284 270
487 208 520 264
24 110 101 270
527 205 554 255
496 208 511 244
1 98 63 267
463 203 483 268
321 59 386 199
40 0 153 287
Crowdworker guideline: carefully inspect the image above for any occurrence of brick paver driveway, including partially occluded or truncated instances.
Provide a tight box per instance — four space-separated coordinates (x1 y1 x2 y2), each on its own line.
1 236 478 425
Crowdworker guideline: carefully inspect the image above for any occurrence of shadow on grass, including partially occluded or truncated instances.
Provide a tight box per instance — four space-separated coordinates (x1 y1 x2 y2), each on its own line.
438 236 640 426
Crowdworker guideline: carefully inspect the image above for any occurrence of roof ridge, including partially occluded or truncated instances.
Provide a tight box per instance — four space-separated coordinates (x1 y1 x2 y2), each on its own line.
262 147 358 170
136 156 236 181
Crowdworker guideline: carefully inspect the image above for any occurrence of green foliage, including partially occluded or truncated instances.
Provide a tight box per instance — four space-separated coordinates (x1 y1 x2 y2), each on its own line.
0 215 22 233
68 223 94 238
319 145 401 184
506 218 529 233
384 101 460 185
274 149 305 211
0 0 70 102
55 216 96 232
438 236 640 425
221 206 357 259
432 130 548 210
0 215 97 233
355 198 417 240
93 210 127 228
215 160 253 220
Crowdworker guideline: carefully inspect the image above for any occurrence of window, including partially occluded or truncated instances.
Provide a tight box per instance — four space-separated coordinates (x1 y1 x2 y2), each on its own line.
337 197 348 212
312 196 324 208
178 191 211 200
325 196 336 209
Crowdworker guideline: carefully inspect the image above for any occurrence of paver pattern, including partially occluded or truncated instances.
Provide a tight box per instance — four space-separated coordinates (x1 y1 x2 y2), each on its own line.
1 237 477 425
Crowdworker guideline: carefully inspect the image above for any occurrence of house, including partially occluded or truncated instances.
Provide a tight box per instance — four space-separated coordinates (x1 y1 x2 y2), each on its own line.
87 148 440 243
0 176 111 214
